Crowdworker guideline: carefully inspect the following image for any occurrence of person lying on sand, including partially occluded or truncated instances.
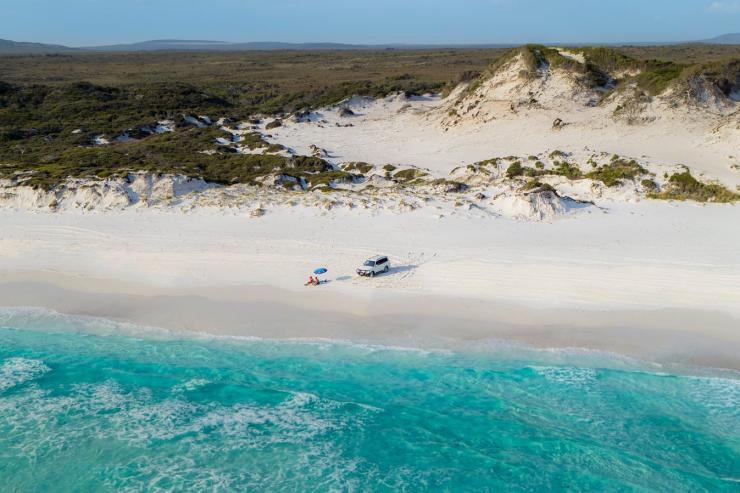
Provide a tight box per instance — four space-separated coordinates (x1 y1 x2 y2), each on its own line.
305 276 321 286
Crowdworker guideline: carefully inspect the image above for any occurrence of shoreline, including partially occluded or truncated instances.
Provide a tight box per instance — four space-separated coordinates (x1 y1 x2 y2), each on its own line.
1 271 739 370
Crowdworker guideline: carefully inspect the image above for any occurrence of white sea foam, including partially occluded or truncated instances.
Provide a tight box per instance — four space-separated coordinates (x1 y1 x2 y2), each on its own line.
686 375 740 413
173 378 210 393
0 307 736 382
530 365 598 385
0 306 176 340
0 357 51 392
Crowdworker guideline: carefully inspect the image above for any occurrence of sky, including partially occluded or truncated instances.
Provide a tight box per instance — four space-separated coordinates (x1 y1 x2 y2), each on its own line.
1 0 739 46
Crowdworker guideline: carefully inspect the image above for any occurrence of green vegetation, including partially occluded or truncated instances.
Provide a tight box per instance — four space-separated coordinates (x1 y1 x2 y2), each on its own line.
393 168 428 182
586 159 647 187
552 161 583 180
1 46 737 189
464 44 740 102
241 132 270 149
305 170 354 188
485 154 651 187
649 171 739 203
633 63 687 95
617 44 740 64
521 179 555 193
505 162 523 178
427 178 467 192
0 49 506 188
0 130 333 190
641 178 658 191
342 162 374 174
548 150 567 160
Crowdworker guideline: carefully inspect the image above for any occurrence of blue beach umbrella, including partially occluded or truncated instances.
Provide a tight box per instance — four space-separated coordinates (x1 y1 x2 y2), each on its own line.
314 268 328 275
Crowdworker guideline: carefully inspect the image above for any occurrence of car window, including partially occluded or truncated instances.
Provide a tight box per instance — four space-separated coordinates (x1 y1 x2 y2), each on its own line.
377 258 387 265
364 260 375 266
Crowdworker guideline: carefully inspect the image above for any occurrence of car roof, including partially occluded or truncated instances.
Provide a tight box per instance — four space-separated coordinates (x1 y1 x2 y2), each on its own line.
367 255 387 261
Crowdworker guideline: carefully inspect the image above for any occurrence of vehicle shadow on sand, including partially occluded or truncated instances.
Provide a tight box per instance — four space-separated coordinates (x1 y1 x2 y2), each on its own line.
386 264 416 276
366 264 417 279
336 264 417 282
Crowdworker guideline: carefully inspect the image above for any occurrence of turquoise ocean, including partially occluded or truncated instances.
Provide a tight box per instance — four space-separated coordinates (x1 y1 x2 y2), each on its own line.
0 308 738 492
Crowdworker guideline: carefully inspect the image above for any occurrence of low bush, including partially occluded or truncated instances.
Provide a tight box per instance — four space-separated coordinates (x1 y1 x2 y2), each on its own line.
586 159 646 186
343 162 373 174
506 162 523 178
552 161 583 180
394 168 427 182
265 119 282 130
649 171 739 202
520 179 555 193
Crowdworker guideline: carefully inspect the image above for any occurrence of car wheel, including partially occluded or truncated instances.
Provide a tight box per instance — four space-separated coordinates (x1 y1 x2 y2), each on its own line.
384 265 389 273
370 271 375 277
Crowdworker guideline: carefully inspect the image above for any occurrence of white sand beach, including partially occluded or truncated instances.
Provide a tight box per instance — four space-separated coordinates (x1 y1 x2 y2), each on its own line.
1 201 738 368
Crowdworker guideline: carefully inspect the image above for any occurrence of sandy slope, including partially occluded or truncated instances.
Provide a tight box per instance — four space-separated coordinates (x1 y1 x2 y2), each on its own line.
263 81 739 188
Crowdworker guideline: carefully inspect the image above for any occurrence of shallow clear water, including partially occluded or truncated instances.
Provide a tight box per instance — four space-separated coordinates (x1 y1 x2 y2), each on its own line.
0 309 738 492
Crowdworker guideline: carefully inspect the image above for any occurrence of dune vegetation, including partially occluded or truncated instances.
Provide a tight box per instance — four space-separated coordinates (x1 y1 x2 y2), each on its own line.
0 46 738 195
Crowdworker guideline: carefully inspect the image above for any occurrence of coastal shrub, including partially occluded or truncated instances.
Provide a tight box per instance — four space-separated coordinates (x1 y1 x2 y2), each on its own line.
343 162 373 174
241 132 269 150
306 170 353 188
265 119 282 130
506 162 524 178
635 63 687 95
475 158 499 168
0 124 328 189
521 179 555 193
383 164 397 172
2 47 737 190
394 168 427 182
574 47 635 73
586 159 646 187
552 161 583 180
641 178 658 191
549 150 567 160
649 171 739 203
427 178 468 192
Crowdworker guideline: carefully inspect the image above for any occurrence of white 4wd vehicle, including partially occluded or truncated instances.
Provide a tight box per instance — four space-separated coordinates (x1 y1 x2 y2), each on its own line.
356 255 390 277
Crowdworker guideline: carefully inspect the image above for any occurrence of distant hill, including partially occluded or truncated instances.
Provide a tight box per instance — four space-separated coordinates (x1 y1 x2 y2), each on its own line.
84 39 516 52
1 35 739 54
702 33 740 45
84 40 376 51
0 38 509 54
0 39 77 54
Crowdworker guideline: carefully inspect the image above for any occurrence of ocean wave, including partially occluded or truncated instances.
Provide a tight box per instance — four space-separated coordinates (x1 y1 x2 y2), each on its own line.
529 365 598 385
172 378 211 393
686 375 740 413
1 323 738 491
1 306 737 381
0 357 51 393
0 306 175 340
